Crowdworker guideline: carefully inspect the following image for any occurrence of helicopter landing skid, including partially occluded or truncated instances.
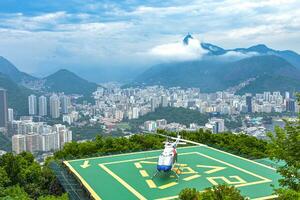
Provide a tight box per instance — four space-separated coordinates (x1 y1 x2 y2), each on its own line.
151 163 181 181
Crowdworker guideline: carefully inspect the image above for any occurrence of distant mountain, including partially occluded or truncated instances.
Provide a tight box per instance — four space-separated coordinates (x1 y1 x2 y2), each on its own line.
133 55 300 93
43 69 98 97
0 73 33 115
0 56 37 83
201 43 300 68
0 55 99 100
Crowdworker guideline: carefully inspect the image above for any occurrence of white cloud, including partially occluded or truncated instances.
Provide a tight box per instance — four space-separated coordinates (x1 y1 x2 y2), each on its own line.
219 51 259 61
149 36 207 61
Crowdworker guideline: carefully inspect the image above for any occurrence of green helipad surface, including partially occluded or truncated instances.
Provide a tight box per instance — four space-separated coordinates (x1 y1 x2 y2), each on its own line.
64 146 281 200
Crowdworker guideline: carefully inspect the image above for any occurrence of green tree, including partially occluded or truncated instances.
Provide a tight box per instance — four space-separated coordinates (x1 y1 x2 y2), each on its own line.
0 185 31 200
179 185 245 200
0 167 11 187
200 185 245 200
0 152 64 199
38 193 68 200
179 188 200 200
267 94 300 198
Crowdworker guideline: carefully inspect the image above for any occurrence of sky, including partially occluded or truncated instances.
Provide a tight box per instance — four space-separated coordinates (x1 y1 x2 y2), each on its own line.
0 0 299 78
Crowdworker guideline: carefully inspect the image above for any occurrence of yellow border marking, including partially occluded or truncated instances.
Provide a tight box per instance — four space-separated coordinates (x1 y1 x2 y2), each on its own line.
159 182 178 189
63 161 102 200
183 174 201 181
99 164 147 200
196 165 226 174
146 179 157 188
135 162 142 168
140 170 149 177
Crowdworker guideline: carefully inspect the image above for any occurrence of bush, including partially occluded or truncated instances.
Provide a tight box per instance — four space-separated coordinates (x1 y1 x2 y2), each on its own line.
179 185 245 200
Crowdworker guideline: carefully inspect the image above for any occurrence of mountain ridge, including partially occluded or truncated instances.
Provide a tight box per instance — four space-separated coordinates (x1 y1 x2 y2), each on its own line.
132 55 300 93
0 56 37 83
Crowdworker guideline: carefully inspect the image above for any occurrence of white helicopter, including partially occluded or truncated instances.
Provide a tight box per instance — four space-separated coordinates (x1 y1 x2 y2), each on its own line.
152 134 186 181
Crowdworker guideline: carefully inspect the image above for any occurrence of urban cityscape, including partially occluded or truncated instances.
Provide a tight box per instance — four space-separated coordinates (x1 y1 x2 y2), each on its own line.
0 0 299 199
0 85 298 160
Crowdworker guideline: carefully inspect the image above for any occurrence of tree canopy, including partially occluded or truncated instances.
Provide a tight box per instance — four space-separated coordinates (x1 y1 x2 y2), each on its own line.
266 94 300 199
0 152 66 199
179 185 245 200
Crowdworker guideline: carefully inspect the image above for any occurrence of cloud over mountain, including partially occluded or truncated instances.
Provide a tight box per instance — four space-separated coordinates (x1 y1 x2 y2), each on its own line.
149 35 207 61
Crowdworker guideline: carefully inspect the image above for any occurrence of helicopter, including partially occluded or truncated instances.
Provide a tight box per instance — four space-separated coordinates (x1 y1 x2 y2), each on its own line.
152 134 186 181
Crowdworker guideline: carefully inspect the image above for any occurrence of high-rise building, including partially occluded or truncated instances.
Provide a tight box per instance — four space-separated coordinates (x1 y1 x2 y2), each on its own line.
40 132 60 151
28 94 37 115
132 107 139 119
38 95 47 116
285 91 290 99
161 96 168 107
8 108 14 122
286 99 295 112
61 95 71 114
53 124 72 148
50 94 60 118
246 95 252 113
0 88 8 128
210 118 225 133
151 98 158 112
12 134 26 154
25 133 40 152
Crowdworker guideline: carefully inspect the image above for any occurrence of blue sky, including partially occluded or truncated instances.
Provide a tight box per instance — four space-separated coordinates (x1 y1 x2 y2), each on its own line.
0 0 299 77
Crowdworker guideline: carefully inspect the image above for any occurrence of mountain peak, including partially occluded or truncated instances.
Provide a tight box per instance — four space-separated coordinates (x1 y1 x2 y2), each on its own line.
183 33 193 45
44 69 98 96
55 69 72 73
247 44 272 53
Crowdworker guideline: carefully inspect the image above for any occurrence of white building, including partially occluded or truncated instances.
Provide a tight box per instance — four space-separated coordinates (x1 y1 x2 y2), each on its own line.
40 132 60 152
12 134 26 154
8 108 14 122
28 95 37 115
144 121 157 132
38 95 47 116
25 133 40 152
63 111 79 125
132 107 139 119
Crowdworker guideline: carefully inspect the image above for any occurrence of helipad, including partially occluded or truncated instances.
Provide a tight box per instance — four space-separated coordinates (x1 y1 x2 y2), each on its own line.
64 146 281 200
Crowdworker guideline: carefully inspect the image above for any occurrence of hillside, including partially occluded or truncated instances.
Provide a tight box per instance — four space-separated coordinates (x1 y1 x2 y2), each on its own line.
0 73 33 115
133 55 300 93
43 69 98 97
126 107 209 131
0 56 37 83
